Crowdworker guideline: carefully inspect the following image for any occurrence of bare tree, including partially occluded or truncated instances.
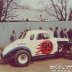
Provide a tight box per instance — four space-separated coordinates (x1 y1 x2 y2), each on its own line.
0 0 14 22
45 0 72 21
0 0 3 21
68 8 72 21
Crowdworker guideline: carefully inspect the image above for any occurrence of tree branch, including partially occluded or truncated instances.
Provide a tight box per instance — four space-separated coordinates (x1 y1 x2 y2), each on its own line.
45 10 57 17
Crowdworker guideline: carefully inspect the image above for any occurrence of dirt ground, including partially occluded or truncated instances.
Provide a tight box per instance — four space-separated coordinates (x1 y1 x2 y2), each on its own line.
0 57 72 72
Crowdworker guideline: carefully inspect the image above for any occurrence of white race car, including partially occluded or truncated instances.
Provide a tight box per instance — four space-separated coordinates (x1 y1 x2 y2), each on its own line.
1 30 71 67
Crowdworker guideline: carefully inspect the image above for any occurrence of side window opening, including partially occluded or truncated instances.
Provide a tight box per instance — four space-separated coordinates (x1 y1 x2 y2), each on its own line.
37 33 50 40
43 33 50 39
30 34 34 40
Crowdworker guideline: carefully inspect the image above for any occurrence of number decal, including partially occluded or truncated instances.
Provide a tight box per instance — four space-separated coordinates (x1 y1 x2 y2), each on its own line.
36 40 53 54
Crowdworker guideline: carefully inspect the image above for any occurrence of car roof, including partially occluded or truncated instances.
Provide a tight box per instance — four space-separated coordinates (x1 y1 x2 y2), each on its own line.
27 30 49 34
26 30 53 37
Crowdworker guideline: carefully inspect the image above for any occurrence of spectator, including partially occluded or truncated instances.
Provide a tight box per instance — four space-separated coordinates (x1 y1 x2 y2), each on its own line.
19 32 24 39
23 29 29 38
48 27 54 37
67 28 72 41
54 27 59 38
60 28 64 38
23 30 26 38
10 30 16 42
63 28 68 38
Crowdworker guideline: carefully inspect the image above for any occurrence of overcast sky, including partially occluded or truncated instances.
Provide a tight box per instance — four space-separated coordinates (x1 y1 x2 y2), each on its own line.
15 0 72 9
15 0 51 9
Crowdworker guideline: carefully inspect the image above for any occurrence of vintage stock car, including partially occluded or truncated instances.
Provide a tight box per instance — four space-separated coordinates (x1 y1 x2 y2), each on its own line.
1 30 72 67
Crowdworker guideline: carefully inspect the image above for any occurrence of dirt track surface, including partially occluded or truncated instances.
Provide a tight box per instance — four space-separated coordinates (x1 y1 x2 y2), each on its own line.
0 58 72 72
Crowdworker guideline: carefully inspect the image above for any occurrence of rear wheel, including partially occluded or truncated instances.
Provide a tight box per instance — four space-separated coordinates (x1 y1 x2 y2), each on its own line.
14 50 31 67
69 46 72 59
63 46 72 60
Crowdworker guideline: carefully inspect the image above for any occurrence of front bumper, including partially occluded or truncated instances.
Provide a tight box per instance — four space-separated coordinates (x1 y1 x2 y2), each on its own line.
0 52 7 59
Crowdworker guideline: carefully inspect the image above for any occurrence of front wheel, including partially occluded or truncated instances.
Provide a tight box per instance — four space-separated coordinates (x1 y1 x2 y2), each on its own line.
14 50 31 67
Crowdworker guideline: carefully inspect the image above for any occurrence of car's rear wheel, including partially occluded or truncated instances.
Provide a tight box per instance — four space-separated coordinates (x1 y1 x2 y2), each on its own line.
63 46 72 60
14 50 31 67
69 46 72 59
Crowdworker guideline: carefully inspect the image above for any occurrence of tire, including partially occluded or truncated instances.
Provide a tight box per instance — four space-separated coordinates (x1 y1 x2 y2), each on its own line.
69 46 72 60
63 46 72 60
14 50 31 67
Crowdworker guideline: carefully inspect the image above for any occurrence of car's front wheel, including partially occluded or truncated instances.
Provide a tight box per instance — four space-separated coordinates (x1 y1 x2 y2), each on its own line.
14 50 31 67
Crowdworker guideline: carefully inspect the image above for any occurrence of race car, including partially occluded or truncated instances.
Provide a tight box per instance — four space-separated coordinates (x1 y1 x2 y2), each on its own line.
1 30 72 67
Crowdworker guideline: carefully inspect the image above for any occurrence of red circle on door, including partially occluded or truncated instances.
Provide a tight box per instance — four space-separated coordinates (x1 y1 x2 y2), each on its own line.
36 40 53 54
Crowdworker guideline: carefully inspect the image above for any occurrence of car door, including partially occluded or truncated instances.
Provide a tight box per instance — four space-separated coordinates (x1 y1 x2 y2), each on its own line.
27 33 58 56
34 33 58 56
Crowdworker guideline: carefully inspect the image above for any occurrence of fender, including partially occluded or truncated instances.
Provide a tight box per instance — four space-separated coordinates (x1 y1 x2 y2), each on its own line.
2 46 32 59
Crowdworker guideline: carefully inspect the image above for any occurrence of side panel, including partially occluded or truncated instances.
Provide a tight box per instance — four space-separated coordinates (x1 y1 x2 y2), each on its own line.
27 38 58 56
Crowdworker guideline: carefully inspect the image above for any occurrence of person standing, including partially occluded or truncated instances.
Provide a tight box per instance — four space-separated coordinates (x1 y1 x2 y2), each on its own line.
10 30 17 42
54 27 59 38
23 29 28 38
60 28 64 38
48 27 54 37
67 28 72 41
63 28 68 38
19 32 24 39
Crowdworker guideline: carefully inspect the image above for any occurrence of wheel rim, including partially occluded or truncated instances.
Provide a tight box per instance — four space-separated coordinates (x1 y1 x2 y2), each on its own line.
18 54 28 64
